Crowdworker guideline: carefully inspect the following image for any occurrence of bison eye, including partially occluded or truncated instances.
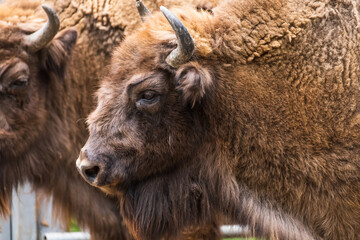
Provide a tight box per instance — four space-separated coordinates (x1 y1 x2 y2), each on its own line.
136 90 161 110
140 90 157 102
10 78 28 88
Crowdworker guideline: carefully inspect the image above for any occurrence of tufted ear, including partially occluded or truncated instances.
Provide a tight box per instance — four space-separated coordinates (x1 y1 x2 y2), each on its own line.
38 28 78 78
175 62 213 108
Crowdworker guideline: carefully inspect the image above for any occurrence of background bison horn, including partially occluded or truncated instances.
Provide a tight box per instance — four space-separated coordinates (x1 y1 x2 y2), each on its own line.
160 6 194 68
24 5 60 53
135 0 151 22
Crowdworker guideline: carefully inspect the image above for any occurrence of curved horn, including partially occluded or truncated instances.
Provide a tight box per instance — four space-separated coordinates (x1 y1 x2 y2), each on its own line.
135 0 151 22
24 5 60 53
160 6 194 68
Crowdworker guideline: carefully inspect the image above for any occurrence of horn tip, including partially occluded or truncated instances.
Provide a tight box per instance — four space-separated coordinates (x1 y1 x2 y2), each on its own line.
160 6 168 13
41 4 54 15
136 0 151 22
41 4 60 27
160 6 171 21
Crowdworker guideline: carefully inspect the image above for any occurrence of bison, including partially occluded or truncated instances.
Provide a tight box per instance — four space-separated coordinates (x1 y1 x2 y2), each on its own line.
77 0 360 239
0 1 221 239
0 4 133 239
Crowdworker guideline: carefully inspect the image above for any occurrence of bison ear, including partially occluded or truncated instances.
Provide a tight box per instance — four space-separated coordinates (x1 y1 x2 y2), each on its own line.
175 62 213 108
38 28 78 77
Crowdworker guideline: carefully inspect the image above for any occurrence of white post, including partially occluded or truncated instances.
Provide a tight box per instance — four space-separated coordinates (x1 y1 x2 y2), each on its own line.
220 225 249 238
0 215 11 240
37 195 66 239
11 183 37 240
42 232 90 240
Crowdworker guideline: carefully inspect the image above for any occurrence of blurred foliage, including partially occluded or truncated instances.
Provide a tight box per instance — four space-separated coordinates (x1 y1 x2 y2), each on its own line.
224 238 257 240
69 218 81 232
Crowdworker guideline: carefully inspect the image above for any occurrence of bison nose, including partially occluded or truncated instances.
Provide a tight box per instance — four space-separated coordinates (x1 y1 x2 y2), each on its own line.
81 163 100 183
77 149 101 184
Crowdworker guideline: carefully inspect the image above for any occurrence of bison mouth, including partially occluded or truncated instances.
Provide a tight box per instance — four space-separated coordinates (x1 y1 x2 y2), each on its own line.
98 182 127 196
77 155 188 198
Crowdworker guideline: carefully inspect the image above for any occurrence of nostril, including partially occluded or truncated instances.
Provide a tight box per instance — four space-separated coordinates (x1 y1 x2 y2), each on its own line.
82 165 100 183
85 166 99 178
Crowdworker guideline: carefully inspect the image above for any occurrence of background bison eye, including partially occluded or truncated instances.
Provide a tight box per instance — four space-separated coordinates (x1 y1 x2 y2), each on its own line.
8 78 29 96
10 78 28 88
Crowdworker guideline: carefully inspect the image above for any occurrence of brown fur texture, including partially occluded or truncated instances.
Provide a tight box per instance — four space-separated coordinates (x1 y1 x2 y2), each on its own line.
79 0 360 239
0 1 221 239
0 17 131 240
50 0 220 81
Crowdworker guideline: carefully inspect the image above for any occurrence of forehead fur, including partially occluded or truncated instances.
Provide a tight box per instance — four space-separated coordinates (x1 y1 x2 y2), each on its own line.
0 1 45 31
0 1 47 53
0 28 27 61
112 7 215 68
145 7 214 56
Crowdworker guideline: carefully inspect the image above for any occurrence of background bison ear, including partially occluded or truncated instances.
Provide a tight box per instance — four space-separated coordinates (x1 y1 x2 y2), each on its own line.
39 28 78 77
175 62 213 108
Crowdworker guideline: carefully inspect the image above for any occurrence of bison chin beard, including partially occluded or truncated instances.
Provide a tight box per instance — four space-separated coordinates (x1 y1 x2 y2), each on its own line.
117 159 240 240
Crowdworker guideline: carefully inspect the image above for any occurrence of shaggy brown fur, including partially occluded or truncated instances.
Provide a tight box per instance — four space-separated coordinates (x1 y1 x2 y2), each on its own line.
0 1 222 239
0 16 131 240
79 0 360 239
49 0 220 82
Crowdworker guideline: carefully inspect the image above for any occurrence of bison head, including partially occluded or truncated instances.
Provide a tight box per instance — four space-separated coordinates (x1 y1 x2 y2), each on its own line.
77 5 239 240
0 5 77 161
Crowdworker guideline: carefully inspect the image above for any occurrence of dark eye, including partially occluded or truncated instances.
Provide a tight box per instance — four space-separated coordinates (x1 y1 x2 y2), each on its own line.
10 78 28 88
140 91 156 102
136 90 161 110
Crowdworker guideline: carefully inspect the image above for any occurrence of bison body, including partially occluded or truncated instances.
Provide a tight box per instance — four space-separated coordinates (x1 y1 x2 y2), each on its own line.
78 0 360 239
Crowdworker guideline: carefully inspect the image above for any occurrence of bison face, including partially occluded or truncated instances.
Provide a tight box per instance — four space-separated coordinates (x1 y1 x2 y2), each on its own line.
0 53 34 159
77 7 216 193
78 62 213 192
0 18 77 160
